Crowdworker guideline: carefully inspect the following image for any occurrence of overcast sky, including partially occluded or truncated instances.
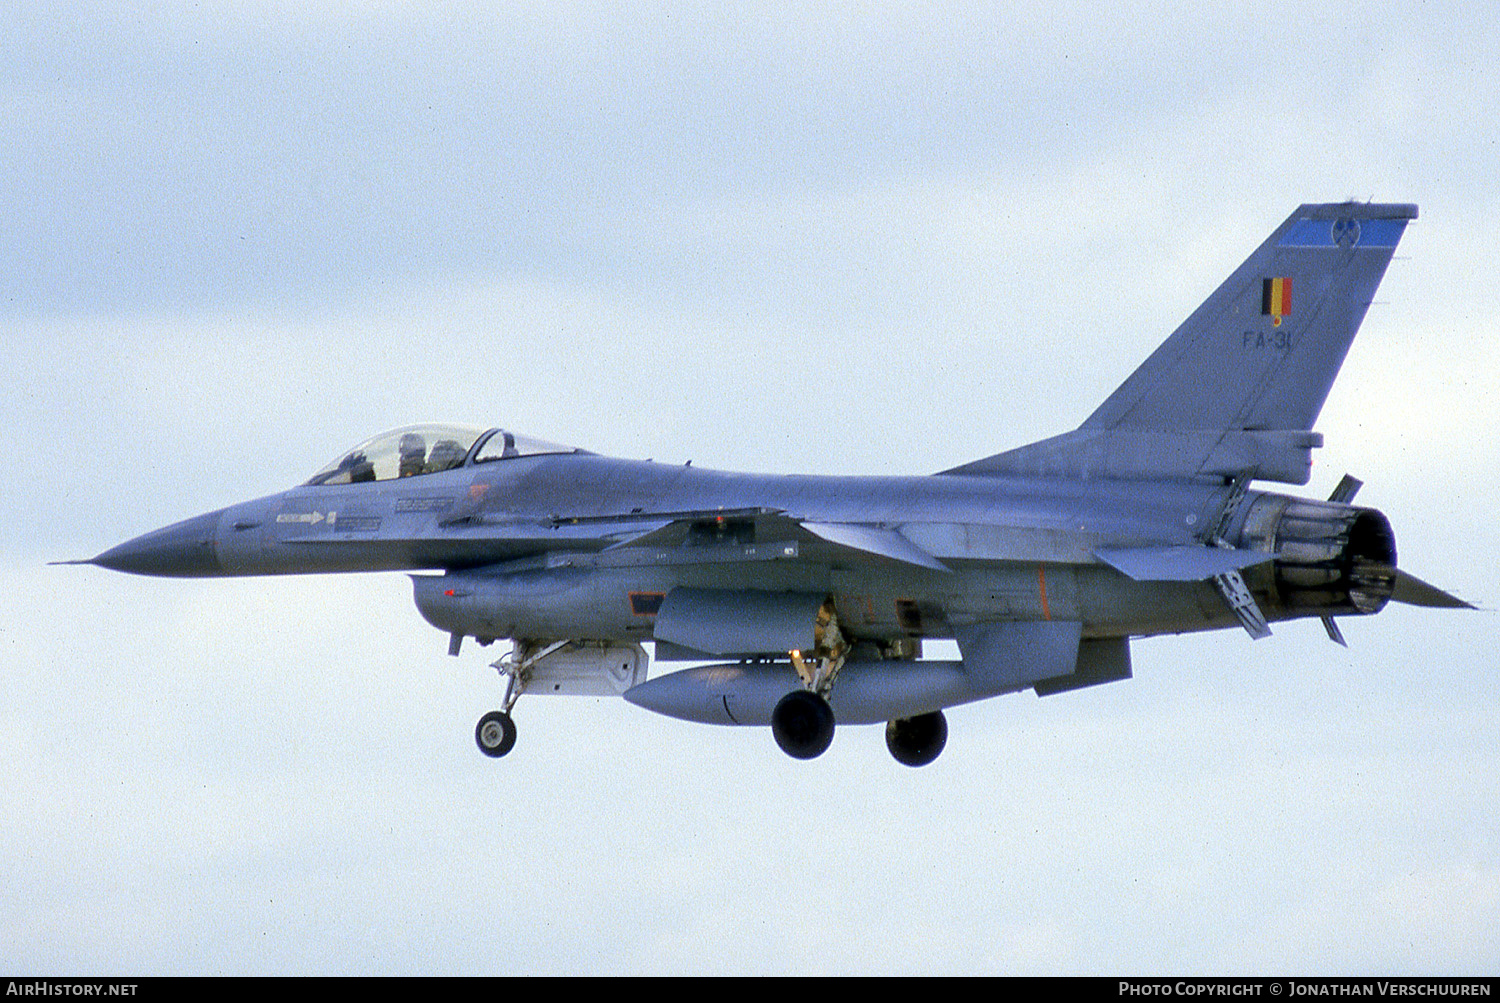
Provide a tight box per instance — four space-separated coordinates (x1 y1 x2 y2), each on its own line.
3 2 1497 975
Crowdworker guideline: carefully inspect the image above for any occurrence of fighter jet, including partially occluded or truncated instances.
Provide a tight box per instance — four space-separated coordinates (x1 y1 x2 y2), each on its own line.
70 201 1470 765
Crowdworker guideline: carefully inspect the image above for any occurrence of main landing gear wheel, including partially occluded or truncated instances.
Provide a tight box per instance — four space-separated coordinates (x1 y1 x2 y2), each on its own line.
885 710 947 767
772 690 836 760
475 710 517 758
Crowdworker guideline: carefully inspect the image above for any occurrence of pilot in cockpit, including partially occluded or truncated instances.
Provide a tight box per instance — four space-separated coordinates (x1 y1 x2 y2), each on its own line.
426 439 467 473
398 433 427 478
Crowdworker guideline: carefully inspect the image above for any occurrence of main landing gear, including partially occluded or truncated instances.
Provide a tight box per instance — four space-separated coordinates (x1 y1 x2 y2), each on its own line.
771 598 846 760
771 689 836 759
769 693 949 766
767 600 949 765
885 710 948 767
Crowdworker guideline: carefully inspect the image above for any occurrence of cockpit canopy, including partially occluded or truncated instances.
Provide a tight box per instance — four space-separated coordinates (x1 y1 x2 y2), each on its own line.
306 424 581 485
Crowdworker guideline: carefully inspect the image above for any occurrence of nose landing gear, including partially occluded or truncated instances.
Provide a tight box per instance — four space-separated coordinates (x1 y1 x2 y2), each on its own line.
472 639 569 759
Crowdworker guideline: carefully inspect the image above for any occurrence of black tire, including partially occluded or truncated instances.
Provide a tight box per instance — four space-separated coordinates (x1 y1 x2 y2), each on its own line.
771 690 835 760
885 710 947 767
475 710 517 758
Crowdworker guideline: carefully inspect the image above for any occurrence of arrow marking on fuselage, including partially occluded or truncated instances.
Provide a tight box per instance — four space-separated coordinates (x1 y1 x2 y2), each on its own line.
276 511 333 524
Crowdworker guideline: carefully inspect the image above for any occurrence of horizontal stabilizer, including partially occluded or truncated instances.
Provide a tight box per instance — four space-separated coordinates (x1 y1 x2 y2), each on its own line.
1391 570 1475 609
1093 545 1273 582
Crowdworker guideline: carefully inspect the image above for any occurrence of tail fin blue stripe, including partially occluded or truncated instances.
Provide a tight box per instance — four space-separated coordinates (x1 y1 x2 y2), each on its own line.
1279 217 1409 248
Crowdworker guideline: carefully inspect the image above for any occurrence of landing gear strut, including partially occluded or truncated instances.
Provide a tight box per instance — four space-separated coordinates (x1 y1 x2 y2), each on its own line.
773 598 847 760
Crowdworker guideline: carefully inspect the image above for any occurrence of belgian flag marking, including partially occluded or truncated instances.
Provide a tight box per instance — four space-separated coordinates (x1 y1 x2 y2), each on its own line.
1262 277 1292 327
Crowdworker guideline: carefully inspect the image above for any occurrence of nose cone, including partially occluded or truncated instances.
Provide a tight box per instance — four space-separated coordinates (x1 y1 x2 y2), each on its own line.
92 508 226 577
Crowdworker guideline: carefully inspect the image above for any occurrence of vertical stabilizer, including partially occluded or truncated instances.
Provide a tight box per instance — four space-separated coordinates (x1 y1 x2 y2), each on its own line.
946 202 1416 484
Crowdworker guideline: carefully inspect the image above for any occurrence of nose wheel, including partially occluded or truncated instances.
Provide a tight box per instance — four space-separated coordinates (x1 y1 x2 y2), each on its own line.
475 710 517 758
